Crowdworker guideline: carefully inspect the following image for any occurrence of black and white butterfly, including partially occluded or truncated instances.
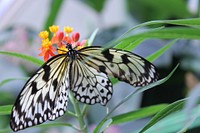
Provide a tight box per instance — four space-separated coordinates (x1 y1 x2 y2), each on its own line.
10 44 159 131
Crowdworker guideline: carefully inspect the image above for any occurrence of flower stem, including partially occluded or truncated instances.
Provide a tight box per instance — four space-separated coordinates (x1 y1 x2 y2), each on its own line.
69 91 87 133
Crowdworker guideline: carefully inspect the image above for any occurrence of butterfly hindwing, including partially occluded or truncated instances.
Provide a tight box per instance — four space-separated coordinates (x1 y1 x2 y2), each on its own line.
10 55 69 131
70 59 113 106
78 46 159 87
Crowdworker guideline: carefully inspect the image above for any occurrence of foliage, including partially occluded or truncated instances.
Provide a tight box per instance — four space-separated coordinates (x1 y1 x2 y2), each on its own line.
127 0 191 22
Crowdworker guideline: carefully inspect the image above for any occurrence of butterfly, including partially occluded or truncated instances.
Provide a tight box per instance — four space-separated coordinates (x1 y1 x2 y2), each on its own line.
10 44 159 131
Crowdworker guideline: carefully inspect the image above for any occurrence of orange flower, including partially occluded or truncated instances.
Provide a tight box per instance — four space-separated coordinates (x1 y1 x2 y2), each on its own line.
38 39 56 61
38 25 87 61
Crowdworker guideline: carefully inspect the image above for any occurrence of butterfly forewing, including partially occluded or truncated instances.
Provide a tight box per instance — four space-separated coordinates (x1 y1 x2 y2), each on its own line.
10 55 69 131
78 46 159 86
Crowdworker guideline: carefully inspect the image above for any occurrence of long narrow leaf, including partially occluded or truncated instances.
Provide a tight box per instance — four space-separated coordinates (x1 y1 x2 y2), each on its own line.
117 18 200 41
135 28 200 39
0 128 10 133
0 105 12 115
0 51 43 66
44 0 63 29
0 78 28 87
139 99 185 132
111 104 168 125
145 105 200 133
114 38 145 51
146 39 177 62
114 26 164 50
0 122 79 133
87 29 99 46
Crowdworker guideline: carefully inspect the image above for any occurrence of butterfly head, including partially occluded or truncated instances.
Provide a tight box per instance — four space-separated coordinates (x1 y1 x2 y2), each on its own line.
63 42 73 50
59 41 77 60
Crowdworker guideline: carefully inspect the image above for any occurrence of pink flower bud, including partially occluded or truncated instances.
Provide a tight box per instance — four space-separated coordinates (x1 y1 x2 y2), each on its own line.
72 32 80 42
80 40 87 46
56 31 64 40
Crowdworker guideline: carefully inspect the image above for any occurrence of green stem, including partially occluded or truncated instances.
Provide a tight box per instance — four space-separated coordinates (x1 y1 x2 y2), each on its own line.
82 104 89 115
65 110 77 117
44 0 64 30
69 91 87 133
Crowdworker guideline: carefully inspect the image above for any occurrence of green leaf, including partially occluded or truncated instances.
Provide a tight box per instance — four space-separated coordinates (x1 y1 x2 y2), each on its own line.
0 128 11 133
116 18 200 42
97 119 112 133
111 104 168 125
0 122 79 133
0 105 12 115
146 39 177 62
114 37 145 51
139 99 185 132
94 64 179 133
162 18 200 27
82 0 106 12
0 51 43 66
131 18 200 33
0 78 27 87
87 28 99 46
44 0 64 29
135 28 200 39
114 26 164 50
37 122 79 130
127 0 190 22
119 28 200 46
145 105 200 133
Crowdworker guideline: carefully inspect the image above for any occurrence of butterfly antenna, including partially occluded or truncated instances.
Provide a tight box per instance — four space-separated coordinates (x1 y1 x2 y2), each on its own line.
57 48 68 53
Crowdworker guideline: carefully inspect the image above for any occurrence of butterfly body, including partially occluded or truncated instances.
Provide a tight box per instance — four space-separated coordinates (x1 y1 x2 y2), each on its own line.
10 45 158 131
65 44 78 60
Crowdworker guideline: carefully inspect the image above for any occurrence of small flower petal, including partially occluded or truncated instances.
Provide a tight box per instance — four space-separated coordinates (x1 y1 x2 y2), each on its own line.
49 25 59 33
41 38 51 48
56 31 64 41
80 40 87 46
63 36 72 44
51 35 59 44
44 52 49 62
72 32 80 42
64 26 73 34
39 31 49 39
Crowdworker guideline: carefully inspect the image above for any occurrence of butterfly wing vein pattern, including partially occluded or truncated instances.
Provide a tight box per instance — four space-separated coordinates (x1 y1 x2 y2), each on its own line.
10 55 69 131
79 46 158 87
10 46 159 131
71 59 113 105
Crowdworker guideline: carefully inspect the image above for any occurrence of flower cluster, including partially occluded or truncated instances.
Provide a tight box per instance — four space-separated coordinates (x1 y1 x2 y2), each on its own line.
38 25 87 61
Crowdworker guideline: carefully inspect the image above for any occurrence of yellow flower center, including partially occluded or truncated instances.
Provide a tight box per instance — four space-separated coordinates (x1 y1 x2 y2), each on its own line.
64 26 73 34
49 25 59 33
39 31 49 39
41 39 52 50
